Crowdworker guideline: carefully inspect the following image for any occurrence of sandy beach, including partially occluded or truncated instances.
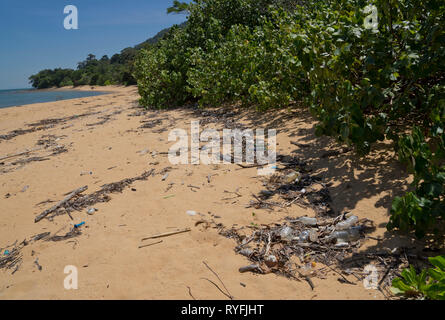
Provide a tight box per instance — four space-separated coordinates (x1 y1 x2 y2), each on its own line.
0 85 423 299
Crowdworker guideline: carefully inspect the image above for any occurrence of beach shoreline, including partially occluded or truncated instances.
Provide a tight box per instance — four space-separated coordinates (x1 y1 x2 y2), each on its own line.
0 85 419 299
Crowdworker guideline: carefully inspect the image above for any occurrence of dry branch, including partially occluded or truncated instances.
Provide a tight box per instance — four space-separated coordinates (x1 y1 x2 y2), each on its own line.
34 186 88 223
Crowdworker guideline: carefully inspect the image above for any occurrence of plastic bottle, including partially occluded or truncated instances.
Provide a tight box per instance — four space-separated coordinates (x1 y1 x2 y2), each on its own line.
279 226 295 242
283 171 300 184
330 226 361 242
297 230 310 243
239 248 254 257
296 216 318 226
335 215 359 230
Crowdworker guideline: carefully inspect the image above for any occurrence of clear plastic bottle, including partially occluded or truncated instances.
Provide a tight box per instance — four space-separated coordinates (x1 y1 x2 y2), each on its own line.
330 226 361 242
298 230 310 242
279 226 295 242
335 215 358 230
295 216 318 226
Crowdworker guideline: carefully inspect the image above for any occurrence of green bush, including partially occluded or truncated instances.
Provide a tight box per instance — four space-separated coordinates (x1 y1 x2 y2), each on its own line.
392 255 445 300
134 26 190 108
135 0 444 237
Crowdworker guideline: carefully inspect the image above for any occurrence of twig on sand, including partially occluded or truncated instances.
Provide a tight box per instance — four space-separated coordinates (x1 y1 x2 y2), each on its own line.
296 270 315 290
203 261 233 299
141 228 191 241
34 186 88 223
201 277 233 300
187 286 196 300
325 264 356 285
138 240 163 249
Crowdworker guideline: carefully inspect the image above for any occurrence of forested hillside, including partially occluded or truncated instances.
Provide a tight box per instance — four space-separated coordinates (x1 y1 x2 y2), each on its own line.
28 24 185 89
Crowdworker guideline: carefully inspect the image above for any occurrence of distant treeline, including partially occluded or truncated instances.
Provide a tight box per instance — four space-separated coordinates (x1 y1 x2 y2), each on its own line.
28 22 186 89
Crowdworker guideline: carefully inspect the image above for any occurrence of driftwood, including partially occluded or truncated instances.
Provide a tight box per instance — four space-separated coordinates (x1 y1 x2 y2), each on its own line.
34 186 88 223
141 228 191 241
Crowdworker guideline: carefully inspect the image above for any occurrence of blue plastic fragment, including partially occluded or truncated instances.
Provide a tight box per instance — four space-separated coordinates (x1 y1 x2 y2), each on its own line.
74 221 85 228
4 250 10 256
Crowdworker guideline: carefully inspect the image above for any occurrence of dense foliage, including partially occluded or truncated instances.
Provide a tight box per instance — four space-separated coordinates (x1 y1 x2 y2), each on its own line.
135 0 444 240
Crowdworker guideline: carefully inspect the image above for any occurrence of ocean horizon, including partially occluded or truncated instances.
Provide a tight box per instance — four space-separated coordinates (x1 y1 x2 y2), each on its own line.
0 88 108 109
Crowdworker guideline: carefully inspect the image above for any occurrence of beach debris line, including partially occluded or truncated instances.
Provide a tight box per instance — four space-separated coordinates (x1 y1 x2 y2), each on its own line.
34 169 155 222
0 135 69 174
0 246 22 273
0 111 101 141
247 155 333 216
35 186 88 223
217 212 375 286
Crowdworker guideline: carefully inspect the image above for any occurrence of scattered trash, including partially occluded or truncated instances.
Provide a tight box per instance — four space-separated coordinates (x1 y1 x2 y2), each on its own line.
283 171 301 184
161 173 169 181
335 215 359 230
218 212 375 286
80 171 93 176
35 169 155 222
264 255 278 268
294 216 318 226
74 221 85 229
21 185 29 193
186 210 197 216
87 208 97 215
4 250 9 256
328 227 361 243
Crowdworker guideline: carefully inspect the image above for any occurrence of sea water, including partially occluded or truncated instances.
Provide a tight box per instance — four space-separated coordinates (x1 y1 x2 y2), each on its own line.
0 89 108 109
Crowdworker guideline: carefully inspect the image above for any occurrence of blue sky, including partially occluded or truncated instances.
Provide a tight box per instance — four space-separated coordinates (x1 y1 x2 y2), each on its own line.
0 1 188 89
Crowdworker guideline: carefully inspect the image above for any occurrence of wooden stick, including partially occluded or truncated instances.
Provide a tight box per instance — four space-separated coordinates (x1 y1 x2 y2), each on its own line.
34 186 88 223
0 147 42 162
138 240 163 249
203 261 233 299
141 228 191 241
